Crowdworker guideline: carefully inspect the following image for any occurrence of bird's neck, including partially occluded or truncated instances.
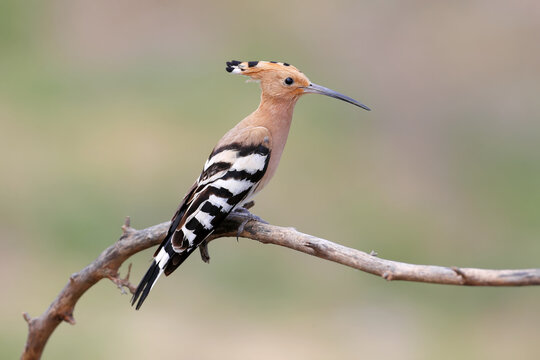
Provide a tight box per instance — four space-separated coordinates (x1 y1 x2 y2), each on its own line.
237 94 298 190
247 93 298 141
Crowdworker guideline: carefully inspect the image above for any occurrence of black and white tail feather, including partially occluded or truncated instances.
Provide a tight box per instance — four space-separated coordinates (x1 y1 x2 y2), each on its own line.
131 141 270 310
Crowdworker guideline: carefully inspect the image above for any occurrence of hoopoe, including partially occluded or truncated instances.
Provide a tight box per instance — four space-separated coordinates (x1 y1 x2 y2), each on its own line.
131 60 370 309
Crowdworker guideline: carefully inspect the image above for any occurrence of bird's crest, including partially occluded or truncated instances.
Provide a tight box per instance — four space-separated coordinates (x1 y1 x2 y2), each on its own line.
226 60 300 75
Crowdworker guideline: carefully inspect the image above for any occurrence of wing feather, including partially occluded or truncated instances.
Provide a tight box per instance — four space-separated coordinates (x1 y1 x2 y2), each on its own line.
171 144 270 251
165 126 271 273
132 126 271 308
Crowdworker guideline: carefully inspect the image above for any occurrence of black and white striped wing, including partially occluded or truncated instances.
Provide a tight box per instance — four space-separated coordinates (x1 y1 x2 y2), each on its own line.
168 141 271 262
132 137 270 309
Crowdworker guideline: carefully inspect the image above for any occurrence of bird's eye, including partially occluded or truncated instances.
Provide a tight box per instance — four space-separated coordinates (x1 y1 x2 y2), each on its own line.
284 77 294 85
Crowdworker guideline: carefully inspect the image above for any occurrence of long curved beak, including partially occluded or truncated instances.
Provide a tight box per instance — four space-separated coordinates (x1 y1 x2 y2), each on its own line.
303 83 371 111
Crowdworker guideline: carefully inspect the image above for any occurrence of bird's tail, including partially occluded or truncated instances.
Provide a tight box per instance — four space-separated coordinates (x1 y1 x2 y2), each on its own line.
131 244 170 310
131 242 196 310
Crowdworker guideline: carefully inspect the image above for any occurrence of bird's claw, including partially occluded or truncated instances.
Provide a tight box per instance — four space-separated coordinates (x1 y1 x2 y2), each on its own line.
237 219 249 241
232 207 267 240
198 207 264 262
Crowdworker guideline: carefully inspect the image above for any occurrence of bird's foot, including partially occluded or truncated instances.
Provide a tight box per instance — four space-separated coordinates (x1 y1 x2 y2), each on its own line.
198 205 264 263
199 240 211 263
231 207 268 240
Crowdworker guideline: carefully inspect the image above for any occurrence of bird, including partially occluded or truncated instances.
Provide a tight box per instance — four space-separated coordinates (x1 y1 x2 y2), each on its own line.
131 60 370 309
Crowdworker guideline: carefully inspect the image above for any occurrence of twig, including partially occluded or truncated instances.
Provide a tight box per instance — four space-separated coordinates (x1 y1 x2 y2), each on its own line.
21 212 540 359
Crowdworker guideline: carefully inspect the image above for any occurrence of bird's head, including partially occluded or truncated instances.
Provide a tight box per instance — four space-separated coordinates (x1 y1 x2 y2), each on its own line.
226 60 370 110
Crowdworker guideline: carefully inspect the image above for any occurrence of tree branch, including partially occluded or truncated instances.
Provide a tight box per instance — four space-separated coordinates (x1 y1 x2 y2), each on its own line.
21 213 540 359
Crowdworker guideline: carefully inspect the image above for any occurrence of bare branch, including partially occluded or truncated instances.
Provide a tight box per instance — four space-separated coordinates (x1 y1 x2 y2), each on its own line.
21 212 540 359
21 220 169 360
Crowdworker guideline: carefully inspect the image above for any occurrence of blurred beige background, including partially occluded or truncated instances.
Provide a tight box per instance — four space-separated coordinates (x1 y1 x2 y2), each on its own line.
2 1 539 359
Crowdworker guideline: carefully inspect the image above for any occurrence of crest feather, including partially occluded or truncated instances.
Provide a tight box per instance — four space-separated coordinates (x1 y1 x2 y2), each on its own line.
225 60 296 74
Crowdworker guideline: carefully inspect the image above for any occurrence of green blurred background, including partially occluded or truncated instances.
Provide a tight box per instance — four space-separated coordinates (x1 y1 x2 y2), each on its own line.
2 1 540 359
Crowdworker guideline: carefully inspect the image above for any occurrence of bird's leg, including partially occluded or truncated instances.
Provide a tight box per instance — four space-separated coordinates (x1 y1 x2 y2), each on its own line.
199 240 211 263
198 203 261 263
231 205 268 240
